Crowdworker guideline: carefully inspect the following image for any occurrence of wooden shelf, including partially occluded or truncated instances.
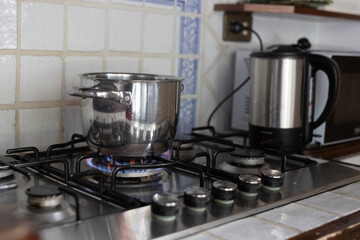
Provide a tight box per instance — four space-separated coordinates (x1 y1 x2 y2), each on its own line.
214 3 360 21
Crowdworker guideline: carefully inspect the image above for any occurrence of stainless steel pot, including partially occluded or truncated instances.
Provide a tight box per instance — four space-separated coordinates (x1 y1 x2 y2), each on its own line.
69 72 183 157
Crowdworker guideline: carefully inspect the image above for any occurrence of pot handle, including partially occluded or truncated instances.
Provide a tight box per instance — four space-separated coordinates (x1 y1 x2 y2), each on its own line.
69 86 132 105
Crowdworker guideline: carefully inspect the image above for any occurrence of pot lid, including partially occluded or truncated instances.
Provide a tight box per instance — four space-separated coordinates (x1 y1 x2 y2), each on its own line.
251 46 309 58
80 72 183 83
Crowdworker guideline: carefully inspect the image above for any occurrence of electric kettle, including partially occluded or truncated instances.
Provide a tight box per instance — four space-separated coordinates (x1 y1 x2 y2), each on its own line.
249 46 340 153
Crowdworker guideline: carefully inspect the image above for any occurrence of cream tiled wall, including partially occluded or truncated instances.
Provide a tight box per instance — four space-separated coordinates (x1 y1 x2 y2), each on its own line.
0 0 202 153
1 0 360 153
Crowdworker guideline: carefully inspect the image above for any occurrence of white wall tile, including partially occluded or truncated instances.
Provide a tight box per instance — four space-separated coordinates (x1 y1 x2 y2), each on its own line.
198 85 213 125
0 110 15 154
202 55 234 130
181 232 219 240
64 106 83 142
316 20 360 51
332 182 360 198
109 9 142 52
106 57 139 72
0 55 16 104
20 56 62 102
257 203 338 232
202 25 219 74
19 108 61 150
252 15 319 49
143 13 174 53
203 0 219 15
0 0 17 49
21 2 64 51
143 58 172 75
68 6 105 51
65 56 103 100
208 217 297 240
299 192 360 216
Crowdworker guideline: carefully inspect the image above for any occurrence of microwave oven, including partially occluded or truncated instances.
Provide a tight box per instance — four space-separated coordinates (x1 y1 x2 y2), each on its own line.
231 49 360 146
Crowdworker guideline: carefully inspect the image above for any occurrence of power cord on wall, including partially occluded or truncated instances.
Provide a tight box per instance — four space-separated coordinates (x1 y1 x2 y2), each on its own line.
229 22 264 52
206 24 263 128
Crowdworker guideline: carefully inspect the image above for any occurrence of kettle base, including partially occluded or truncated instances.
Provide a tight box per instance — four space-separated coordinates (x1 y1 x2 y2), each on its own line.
249 124 303 153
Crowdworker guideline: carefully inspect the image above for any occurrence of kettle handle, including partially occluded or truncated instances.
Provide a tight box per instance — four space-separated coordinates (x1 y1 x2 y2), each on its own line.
308 54 340 130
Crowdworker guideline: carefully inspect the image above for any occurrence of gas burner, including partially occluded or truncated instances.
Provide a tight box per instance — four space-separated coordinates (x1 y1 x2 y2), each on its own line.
26 185 63 209
16 185 75 228
0 169 14 179
86 156 164 184
218 148 270 175
218 161 271 175
0 169 17 191
0 169 29 192
231 148 266 166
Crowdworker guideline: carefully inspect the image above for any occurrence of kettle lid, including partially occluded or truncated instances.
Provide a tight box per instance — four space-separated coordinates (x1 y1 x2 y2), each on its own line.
251 46 309 58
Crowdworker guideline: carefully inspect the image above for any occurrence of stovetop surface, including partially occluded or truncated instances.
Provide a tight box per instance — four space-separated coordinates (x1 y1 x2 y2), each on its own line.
38 161 360 240
0 156 124 229
0 131 359 239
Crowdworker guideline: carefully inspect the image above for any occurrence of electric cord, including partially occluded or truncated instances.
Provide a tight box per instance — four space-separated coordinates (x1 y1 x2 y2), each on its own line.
228 22 264 52
207 76 250 127
243 26 263 52
206 23 263 128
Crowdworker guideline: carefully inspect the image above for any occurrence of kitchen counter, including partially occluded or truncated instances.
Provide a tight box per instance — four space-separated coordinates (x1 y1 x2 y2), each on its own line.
181 142 360 240
182 181 360 240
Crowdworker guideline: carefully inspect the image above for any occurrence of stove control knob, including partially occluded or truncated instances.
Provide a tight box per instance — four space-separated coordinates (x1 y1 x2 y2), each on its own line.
184 186 210 212
151 193 180 221
237 174 261 196
261 169 284 191
212 180 237 204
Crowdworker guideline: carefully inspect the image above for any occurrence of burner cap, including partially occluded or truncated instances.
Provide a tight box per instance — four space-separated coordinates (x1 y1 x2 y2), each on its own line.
26 185 63 209
26 185 61 198
231 148 266 166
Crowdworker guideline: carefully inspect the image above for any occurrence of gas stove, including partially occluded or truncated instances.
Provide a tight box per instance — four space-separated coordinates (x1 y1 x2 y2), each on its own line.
0 127 359 240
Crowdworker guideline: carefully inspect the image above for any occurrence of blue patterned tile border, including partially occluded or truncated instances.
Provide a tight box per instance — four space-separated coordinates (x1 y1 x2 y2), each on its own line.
145 0 175 7
176 98 197 136
178 58 198 95
179 17 201 55
177 0 201 13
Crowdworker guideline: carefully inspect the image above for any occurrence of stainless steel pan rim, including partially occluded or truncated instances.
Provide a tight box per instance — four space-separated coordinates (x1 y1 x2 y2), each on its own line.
80 72 183 83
